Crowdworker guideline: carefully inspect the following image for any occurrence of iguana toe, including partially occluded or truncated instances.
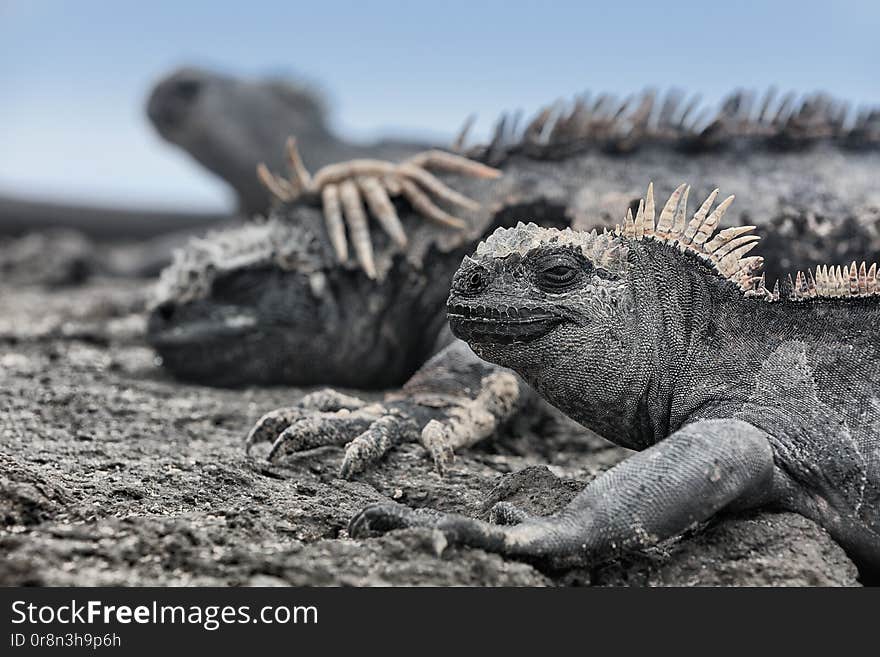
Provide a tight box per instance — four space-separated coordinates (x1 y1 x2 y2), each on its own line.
348 503 423 537
348 503 453 538
245 407 306 454
488 501 532 526
266 411 376 463
419 419 457 475
338 413 420 479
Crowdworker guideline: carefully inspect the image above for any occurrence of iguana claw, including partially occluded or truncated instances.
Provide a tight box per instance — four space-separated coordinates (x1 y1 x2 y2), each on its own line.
246 392 422 478
348 503 512 559
245 348 524 478
348 503 446 537
348 501 531 541
258 139 501 278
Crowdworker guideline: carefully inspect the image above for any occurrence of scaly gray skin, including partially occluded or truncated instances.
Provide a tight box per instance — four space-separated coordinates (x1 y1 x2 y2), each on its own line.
146 73 880 264
146 210 466 388
147 67 427 216
346 194 880 582
150 142 880 383
147 91 880 554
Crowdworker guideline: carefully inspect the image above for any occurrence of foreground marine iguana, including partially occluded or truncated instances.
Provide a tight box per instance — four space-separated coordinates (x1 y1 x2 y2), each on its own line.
336 184 880 580
148 88 880 386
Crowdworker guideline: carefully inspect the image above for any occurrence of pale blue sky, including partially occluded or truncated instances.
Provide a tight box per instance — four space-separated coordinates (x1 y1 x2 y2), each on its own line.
1 0 877 210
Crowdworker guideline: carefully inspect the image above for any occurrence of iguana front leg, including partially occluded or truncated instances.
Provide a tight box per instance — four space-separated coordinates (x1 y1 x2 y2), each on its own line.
349 419 776 566
246 340 527 477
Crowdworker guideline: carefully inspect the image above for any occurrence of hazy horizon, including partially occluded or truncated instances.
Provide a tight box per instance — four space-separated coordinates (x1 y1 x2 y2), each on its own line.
2 0 878 211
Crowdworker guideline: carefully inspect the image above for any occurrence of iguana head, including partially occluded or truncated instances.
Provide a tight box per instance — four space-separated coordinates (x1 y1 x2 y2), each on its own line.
145 217 440 388
146 219 328 386
147 67 330 214
447 222 635 372
447 184 771 441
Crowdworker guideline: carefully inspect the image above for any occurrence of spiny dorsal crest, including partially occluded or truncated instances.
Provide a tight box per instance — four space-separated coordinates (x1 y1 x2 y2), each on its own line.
614 183 775 300
476 221 629 270
478 185 880 304
152 218 322 307
787 261 879 301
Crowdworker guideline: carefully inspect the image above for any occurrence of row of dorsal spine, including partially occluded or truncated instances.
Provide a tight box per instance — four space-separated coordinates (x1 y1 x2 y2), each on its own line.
789 262 879 300
614 183 880 303
614 183 768 295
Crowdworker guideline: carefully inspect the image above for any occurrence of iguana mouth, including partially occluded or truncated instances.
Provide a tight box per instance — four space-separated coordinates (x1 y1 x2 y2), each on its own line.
447 302 564 344
147 313 258 348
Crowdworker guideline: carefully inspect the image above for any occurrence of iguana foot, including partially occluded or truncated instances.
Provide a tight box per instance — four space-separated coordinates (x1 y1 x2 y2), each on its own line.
348 421 781 567
244 388 367 453
412 370 522 475
246 392 420 478
349 503 448 535
257 138 500 278
245 370 522 478
349 503 510 554
246 341 524 478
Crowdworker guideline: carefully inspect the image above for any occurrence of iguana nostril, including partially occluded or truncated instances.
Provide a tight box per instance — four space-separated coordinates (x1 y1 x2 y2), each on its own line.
147 75 204 131
452 264 492 296
156 301 176 322
172 78 202 103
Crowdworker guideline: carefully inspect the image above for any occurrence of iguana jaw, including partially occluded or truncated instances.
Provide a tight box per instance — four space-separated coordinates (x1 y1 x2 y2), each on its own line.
147 312 258 348
447 302 565 344
146 302 265 384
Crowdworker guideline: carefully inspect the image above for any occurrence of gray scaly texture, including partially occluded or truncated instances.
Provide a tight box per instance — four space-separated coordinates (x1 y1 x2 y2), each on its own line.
349 184 880 582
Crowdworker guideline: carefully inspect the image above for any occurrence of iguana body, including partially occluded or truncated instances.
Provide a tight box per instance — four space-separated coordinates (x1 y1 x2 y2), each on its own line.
147 67 427 216
144 88 880 579
149 140 880 383
347 185 880 581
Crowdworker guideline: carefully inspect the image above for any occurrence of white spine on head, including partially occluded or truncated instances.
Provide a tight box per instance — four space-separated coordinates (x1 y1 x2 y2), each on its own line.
476 182 880 304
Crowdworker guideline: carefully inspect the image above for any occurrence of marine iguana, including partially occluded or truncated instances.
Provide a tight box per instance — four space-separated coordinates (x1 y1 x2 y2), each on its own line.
148 88 880 386
147 67 427 216
0 67 425 257
240 87 880 274
338 183 880 581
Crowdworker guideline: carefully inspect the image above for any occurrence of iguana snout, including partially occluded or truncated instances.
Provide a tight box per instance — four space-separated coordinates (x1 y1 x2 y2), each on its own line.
147 67 211 139
447 253 570 345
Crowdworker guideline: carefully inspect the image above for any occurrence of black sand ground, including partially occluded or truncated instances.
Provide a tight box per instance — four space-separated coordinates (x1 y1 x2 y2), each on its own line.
0 251 861 586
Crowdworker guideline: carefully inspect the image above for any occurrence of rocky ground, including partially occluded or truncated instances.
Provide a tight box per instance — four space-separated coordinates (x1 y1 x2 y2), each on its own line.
0 247 862 586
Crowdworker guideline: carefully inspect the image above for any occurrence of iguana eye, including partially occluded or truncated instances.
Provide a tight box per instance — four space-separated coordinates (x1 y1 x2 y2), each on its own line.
173 78 202 102
537 263 581 291
544 265 574 281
